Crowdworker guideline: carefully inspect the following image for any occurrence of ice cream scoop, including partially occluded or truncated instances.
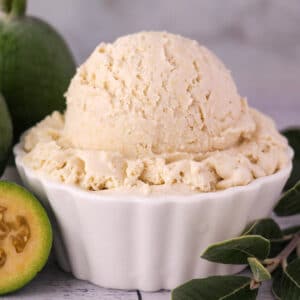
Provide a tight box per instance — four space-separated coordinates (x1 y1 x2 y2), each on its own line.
21 31 288 192
64 31 255 158
15 31 292 291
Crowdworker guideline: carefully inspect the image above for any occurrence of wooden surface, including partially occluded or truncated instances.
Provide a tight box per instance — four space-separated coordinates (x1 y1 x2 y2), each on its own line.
1 160 299 300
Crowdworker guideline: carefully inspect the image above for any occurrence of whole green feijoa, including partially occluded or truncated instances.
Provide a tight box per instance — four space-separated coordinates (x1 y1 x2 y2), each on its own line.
0 93 13 176
0 0 76 141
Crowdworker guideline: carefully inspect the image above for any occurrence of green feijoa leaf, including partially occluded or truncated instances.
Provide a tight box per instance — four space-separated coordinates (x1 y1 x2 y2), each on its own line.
282 128 300 158
280 258 300 300
288 250 298 263
281 128 300 191
282 226 300 236
269 245 299 262
274 180 300 216
247 257 271 282
201 235 270 265
269 240 288 258
286 160 300 191
243 219 283 240
171 276 258 300
272 268 283 300
269 225 300 258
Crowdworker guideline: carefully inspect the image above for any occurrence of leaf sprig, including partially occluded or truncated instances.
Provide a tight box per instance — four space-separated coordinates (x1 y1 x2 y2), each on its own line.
172 128 300 300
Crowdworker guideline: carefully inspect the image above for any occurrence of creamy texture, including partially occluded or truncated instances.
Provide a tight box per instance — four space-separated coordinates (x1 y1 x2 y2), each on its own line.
22 109 288 192
21 31 289 192
64 32 255 157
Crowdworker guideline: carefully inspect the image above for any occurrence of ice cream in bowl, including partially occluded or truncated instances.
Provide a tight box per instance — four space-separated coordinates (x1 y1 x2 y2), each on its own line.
14 31 292 291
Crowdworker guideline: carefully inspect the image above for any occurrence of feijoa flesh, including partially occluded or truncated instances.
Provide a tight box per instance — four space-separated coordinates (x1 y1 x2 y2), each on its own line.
0 181 52 295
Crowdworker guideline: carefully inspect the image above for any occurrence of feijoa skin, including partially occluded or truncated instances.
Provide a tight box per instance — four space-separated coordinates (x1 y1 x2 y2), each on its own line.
0 94 13 176
0 0 76 141
0 181 52 295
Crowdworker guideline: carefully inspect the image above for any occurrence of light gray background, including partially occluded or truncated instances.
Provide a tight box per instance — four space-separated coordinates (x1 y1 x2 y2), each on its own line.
27 0 300 128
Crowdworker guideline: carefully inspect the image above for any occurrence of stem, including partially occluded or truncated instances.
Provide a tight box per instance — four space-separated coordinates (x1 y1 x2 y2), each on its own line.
0 0 26 17
0 0 12 14
282 258 288 270
250 234 300 289
272 234 294 242
10 0 26 17
265 233 300 273
250 280 261 290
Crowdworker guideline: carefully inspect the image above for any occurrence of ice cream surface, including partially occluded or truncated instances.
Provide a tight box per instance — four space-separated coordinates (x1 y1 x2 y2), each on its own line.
22 31 289 192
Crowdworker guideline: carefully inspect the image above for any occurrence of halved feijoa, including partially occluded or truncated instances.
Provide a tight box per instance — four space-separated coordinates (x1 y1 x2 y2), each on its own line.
0 181 52 295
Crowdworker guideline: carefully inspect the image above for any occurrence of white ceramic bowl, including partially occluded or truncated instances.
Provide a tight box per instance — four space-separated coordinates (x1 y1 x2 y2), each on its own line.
14 144 292 291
